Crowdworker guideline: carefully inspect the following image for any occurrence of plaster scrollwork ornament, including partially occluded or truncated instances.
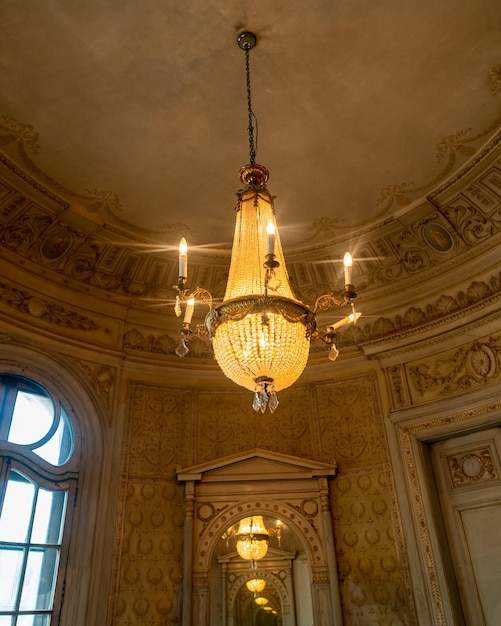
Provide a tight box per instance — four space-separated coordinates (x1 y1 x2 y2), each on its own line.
0 116 40 154
2 213 53 252
409 337 501 397
442 203 494 243
123 328 209 356
401 247 430 273
69 359 116 414
0 281 99 331
447 447 499 488
84 188 123 214
388 365 410 410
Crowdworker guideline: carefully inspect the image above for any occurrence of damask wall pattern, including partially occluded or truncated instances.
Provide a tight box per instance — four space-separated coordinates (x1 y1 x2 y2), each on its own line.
195 386 317 461
111 374 416 625
111 384 193 625
331 468 416 625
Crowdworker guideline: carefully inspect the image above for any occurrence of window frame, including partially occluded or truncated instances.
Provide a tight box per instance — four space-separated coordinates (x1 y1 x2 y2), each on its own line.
0 458 78 625
0 374 80 626
0 340 113 626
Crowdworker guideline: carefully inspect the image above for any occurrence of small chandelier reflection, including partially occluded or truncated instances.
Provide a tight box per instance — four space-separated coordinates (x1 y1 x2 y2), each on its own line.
174 32 360 411
236 516 270 563
224 516 282 567
246 579 266 594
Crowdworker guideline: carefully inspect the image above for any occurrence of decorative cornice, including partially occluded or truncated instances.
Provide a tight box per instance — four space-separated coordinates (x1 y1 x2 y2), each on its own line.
0 153 69 209
0 281 99 331
428 127 501 202
350 277 501 353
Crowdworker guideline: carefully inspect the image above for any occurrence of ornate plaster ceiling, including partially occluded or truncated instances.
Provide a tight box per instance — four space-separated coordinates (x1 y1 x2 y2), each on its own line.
1 1 501 255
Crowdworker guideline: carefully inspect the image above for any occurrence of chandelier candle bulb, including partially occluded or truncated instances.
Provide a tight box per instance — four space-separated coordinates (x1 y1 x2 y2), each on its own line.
266 220 275 256
179 238 188 278
183 298 195 324
331 311 362 330
343 252 353 285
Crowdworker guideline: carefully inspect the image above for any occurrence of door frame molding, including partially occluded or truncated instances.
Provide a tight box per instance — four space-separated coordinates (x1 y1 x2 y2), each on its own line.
386 381 501 626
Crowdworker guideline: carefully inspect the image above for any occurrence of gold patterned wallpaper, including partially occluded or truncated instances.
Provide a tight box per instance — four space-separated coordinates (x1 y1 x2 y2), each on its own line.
110 373 417 625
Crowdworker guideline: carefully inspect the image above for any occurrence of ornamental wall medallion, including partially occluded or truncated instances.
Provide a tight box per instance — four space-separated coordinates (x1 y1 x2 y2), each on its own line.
447 447 499 488
422 222 454 252
40 228 74 260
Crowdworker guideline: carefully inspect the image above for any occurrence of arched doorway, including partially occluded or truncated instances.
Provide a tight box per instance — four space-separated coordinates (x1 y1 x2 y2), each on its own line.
177 449 342 626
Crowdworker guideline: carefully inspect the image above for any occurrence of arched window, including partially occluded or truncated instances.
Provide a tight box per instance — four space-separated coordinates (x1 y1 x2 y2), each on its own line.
0 374 78 626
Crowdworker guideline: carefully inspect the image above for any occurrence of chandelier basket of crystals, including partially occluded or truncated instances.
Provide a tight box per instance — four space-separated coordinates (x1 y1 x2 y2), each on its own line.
174 32 359 413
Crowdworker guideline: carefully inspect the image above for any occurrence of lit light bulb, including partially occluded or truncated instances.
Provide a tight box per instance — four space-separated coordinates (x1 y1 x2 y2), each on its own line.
183 298 195 324
179 238 188 278
330 311 362 330
266 221 275 256
343 252 353 285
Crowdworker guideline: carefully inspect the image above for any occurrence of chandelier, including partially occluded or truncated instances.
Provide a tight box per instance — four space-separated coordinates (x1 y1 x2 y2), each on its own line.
246 579 266 593
174 32 359 412
255 597 268 606
235 516 270 562
223 515 282 566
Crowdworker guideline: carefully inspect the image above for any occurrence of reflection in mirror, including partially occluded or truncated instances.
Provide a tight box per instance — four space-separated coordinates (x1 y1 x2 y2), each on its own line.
177 450 340 625
236 579 282 625
213 515 313 626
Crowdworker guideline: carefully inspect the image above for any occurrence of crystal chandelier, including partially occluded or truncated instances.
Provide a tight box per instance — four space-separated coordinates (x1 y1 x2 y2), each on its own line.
246 579 266 593
235 516 270 562
223 516 282 566
174 32 359 412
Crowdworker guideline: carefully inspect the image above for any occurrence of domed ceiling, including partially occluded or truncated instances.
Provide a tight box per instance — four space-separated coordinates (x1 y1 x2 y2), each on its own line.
1 0 501 254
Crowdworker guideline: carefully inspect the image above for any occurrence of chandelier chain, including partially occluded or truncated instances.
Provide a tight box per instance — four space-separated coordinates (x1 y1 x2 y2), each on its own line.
245 47 256 165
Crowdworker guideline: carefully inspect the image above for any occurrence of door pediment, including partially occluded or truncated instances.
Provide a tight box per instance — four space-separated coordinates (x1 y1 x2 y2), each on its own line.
177 448 336 484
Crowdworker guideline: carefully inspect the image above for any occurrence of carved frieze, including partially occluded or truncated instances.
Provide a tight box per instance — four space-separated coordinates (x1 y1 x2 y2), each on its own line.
0 280 99 331
408 335 501 404
0 127 501 316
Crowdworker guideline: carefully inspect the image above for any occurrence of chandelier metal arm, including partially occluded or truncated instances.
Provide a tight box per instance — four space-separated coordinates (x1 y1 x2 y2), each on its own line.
189 287 213 308
205 295 317 338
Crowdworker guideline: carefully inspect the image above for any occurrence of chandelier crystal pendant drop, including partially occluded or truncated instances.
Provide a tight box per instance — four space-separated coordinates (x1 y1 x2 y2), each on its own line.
174 32 360 412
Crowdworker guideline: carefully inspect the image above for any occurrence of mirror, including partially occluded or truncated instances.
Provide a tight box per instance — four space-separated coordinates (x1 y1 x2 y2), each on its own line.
177 449 341 626
211 514 314 625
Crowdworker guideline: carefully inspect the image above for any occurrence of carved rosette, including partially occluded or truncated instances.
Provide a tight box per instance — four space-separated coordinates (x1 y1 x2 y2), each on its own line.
447 447 499 488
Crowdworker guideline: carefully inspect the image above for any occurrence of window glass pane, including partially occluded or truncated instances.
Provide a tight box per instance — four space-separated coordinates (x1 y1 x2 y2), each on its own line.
8 391 55 446
0 472 35 543
34 409 73 467
19 548 60 611
0 547 24 610
17 615 51 626
32 489 67 545
0 616 14 626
